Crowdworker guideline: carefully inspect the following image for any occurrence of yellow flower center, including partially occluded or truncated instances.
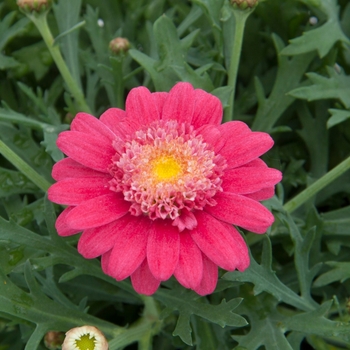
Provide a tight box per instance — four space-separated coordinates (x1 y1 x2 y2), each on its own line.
152 155 182 181
75 334 96 350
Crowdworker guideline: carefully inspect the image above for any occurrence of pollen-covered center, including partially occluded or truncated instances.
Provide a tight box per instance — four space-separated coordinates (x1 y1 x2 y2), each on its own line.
109 120 226 222
75 334 96 350
152 155 182 181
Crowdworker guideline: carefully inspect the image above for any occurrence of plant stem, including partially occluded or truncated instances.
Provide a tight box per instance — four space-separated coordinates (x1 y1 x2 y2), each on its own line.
0 140 51 192
28 13 92 114
223 9 252 122
283 155 350 213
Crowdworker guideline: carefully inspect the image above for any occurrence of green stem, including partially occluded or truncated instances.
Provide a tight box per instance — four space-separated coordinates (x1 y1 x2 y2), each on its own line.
28 13 92 114
110 56 125 109
0 140 51 192
283 155 350 213
223 9 252 122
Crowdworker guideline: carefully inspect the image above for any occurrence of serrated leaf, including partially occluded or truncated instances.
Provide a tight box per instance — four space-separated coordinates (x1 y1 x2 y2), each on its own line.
327 108 350 128
0 262 120 345
281 0 350 58
313 262 350 287
41 124 68 162
155 289 246 345
224 236 313 311
289 67 350 108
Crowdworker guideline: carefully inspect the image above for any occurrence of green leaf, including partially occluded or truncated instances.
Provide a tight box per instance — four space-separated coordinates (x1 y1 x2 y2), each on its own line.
322 205 350 235
12 42 52 81
0 167 38 197
0 54 20 70
155 289 247 345
224 236 314 312
313 262 350 287
53 0 83 90
232 292 294 350
0 12 29 51
41 124 68 162
0 262 121 347
252 34 315 132
289 67 350 108
296 102 329 177
281 0 350 58
327 108 350 128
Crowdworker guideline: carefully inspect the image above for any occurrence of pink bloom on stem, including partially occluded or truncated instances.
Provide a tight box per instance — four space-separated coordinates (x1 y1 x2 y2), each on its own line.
48 82 282 296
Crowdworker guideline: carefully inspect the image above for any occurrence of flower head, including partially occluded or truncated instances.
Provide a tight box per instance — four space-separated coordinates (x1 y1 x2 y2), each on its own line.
230 0 259 10
109 37 130 55
61 326 108 350
48 82 282 295
17 0 51 12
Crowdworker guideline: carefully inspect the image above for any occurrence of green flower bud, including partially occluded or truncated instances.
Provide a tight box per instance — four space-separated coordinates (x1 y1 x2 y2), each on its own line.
109 37 130 55
17 0 51 13
230 0 258 10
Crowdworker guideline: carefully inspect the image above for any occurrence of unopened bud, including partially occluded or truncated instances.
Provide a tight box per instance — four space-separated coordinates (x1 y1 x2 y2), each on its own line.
44 331 65 350
230 0 258 10
109 37 130 55
62 325 108 350
17 0 51 12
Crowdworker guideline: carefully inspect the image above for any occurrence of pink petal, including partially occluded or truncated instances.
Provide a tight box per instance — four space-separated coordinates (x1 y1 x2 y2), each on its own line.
172 209 197 231
78 215 133 259
131 259 161 295
107 216 150 280
101 250 111 275
152 92 168 117
48 177 110 205
52 158 110 181
99 108 133 142
239 158 267 168
196 125 225 152
55 207 80 237
174 232 203 289
125 86 160 128
65 193 130 230
222 167 282 194
161 82 195 123
206 192 274 233
57 131 115 173
192 88 222 128
190 211 249 271
147 220 180 281
245 187 275 201
219 131 274 169
71 112 116 143
193 254 218 296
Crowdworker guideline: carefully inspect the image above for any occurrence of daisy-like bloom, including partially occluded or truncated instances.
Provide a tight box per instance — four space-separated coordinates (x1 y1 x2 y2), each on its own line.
48 82 282 296
61 325 108 350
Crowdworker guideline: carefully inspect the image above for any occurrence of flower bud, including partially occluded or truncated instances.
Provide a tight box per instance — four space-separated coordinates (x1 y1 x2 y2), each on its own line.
61 325 108 350
230 0 258 10
17 0 51 12
44 331 65 350
109 37 130 55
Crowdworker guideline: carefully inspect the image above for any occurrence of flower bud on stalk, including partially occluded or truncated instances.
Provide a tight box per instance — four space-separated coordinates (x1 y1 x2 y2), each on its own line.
230 0 258 10
109 37 130 55
44 331 65 350
61 325 109 350
17 0 51 13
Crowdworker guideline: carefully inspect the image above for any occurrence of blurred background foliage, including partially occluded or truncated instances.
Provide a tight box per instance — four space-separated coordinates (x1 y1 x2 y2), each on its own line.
1 0 350 349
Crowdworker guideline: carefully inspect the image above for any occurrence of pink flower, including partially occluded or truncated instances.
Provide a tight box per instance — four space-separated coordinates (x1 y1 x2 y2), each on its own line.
48 82 282 296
